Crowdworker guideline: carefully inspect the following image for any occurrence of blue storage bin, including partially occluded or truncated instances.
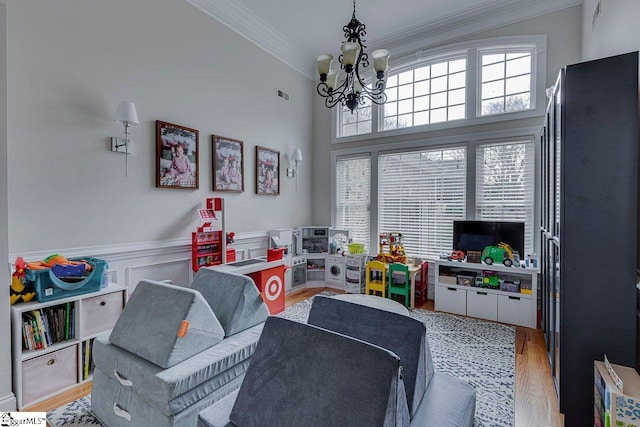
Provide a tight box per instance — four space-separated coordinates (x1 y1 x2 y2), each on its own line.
26 257 108 303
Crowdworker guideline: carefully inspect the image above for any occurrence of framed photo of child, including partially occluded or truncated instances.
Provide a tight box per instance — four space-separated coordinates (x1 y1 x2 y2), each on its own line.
212 135 244 193
156 121 199 190
256 146 280 195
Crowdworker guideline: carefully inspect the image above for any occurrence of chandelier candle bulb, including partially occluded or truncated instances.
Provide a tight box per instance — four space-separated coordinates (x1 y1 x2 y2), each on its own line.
317 54 333 78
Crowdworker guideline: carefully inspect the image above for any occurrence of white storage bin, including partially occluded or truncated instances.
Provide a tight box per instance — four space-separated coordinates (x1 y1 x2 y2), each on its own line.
497 294 532 327
81 291 125 337
346 269 362 280
22 345 77 406
345 255 367 267
435 286 466 316
467 290 498 321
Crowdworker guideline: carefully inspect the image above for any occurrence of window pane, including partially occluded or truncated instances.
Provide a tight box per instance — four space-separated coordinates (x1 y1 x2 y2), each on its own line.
384 101 398 117
379 148 466 258
343 111 357 124
386 87 398 102
449 58 466 73
449 71 466 89
398 84 413 100
448 88 465 105
431 92 447 109
398 114 412 128
386 74 398 87
383 116 397 130
414 65 430 81
481 98 505 115
358 106 371 121
506 52 529 60
414 111 429 126
506 55 531 77
482 53 504 66
398 70 413 85
482 62 505 82
448 104 465 120
343 123 357 136
398 99 413 115
505 75 530 95
482 80 504 99
357 120 371 134
336 156 371 251
431 76 447 93
505 93 531 112
414 95 429 111
431 107 447 123
431 62 448 77
414 80 430 96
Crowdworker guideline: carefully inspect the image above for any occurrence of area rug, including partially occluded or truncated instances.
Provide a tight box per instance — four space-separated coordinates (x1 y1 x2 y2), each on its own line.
47 291 515 427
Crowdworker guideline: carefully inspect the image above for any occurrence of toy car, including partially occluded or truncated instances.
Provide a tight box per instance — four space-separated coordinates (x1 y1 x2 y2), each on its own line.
448 250 466 262
481 243 514 267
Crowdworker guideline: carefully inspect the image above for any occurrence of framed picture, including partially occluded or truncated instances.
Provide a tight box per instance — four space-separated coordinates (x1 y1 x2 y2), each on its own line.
156 120 199 189
256 146 280 195
212 135 244 192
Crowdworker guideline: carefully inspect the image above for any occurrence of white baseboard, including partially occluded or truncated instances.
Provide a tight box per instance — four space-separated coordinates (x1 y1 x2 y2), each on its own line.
0 392 16 411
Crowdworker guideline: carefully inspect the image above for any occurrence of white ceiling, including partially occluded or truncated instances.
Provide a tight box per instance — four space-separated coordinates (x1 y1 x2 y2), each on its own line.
186 0 583 78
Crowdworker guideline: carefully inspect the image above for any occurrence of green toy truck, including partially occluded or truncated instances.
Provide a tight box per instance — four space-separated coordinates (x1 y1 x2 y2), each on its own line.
481 243 514 267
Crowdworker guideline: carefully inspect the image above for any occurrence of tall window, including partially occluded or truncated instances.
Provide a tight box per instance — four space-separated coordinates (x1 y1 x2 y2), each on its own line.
479 50 533 116
378 148 466 258
336 155 371 249
476 141 535 255
382 58 466 130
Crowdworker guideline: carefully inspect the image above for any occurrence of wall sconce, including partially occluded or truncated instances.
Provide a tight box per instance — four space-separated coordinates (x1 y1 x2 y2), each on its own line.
286 148 303 190
111 101 139 176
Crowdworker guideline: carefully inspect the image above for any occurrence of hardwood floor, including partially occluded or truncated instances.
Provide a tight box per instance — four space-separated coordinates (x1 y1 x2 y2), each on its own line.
24 287 564 426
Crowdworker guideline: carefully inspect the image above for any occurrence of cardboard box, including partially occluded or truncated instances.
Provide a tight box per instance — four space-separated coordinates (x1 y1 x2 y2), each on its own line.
594 359 640 427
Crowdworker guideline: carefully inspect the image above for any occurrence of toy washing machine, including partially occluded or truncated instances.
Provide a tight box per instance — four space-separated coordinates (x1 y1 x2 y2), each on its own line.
326 255 346 288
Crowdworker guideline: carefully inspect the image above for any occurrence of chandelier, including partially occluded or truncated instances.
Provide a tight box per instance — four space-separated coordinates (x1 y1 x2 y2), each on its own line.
316 0 390 113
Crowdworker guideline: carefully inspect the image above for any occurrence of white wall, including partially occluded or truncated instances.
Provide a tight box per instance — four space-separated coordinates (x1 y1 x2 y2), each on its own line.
582 0 640 60
0 0 15 412
6 0 314 254
311 6 583 227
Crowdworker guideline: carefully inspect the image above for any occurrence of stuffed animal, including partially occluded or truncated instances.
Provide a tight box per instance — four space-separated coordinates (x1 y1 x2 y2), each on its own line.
10 257 36 305
26 253 93 272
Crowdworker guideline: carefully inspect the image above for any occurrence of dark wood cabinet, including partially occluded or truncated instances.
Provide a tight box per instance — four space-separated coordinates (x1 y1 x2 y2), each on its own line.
540 51 638 427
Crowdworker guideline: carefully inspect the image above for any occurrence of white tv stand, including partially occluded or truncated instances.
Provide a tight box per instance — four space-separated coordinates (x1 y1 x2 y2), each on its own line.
434 259 538 328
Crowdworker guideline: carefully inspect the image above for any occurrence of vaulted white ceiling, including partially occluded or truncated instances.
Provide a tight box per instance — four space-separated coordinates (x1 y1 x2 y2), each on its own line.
186 0 583 78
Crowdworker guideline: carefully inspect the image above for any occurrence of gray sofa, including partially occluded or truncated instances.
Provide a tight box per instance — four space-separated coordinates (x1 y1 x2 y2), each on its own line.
91 269 269 427
198 295 476 427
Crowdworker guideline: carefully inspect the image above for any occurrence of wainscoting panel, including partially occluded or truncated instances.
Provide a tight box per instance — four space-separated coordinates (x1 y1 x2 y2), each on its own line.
126 258 192 293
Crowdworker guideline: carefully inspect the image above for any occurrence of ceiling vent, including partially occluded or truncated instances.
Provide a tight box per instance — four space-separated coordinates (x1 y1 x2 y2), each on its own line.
277 89 290 102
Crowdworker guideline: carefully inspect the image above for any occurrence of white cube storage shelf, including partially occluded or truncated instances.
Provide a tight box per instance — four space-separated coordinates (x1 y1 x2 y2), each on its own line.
11 283 127 409
434 260 537 328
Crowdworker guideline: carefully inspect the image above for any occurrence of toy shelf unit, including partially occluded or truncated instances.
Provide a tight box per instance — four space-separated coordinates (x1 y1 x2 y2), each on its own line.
345 254 368 294
11 283 127 409
192 198 225 272
434 259 538 328
305 253 326 285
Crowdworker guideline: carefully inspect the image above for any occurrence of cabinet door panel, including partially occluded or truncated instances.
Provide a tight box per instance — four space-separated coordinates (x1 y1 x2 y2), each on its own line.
497 295 532 327
436 286 466 316
22 345 77 406
467 290 498 321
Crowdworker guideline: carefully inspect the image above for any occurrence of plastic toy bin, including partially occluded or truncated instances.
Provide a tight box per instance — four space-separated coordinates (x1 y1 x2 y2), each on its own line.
26 257 108 303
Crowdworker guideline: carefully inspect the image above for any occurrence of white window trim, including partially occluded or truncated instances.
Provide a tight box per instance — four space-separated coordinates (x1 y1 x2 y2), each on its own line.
331 35 547 144
331 125 542 256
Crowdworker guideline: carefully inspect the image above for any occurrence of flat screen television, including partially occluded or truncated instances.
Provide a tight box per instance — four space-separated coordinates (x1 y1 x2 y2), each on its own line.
453 220 525 257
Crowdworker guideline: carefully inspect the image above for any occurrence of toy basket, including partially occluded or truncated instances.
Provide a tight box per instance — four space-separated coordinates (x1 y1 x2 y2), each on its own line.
348 243 365 254
26 257 108 303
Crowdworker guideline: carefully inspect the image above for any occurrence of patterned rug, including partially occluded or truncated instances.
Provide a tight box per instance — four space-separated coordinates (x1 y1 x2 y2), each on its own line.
47 292 515 426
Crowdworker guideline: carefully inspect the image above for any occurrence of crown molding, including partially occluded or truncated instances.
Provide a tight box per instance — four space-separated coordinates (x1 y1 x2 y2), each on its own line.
185 0 582 80
185 0 311 78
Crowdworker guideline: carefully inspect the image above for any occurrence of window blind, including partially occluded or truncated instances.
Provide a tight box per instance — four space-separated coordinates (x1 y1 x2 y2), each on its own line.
378 148 466 258
336 155 371 250
476 140 535 255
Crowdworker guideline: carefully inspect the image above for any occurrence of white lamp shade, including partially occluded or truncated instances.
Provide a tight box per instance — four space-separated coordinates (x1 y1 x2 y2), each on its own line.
316 54 333 76
354 80 363 93
115 101 139 125
326 71 339 90
341 42 360 66
291 148 303 163
372 49 391 73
